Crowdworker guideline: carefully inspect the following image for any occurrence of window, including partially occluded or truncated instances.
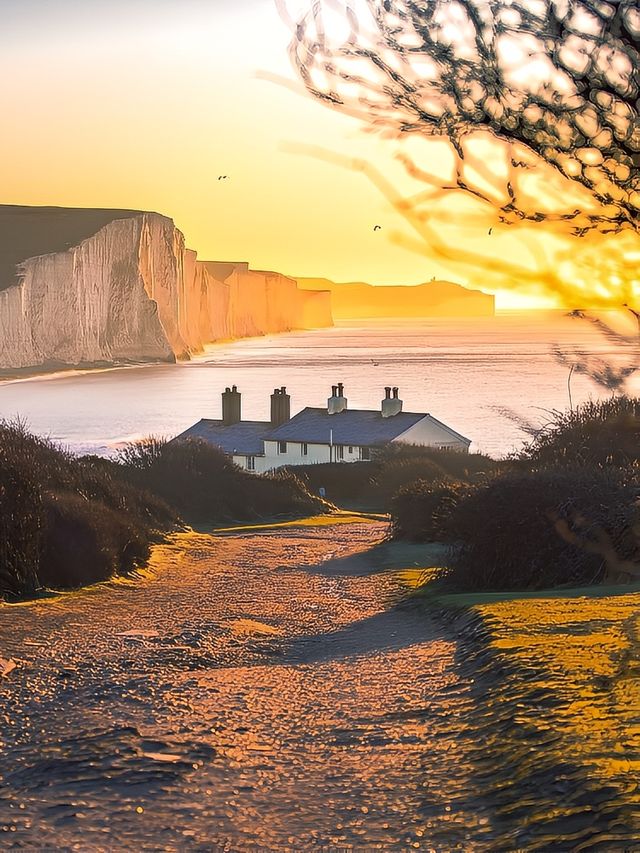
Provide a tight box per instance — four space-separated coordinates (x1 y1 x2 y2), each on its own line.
247 456 256 471
302 442 308 456
360 447 370 461
336 445 344 461
278 441 287 454
348 446 353 453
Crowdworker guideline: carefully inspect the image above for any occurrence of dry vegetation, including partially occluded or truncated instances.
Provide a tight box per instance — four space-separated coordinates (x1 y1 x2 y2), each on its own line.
392 398 640 591
0 426 324 599
3 398 639 598
291 445 497 511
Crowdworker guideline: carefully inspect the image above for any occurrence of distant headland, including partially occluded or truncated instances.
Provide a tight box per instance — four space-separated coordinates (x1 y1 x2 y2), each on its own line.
294 277 495 319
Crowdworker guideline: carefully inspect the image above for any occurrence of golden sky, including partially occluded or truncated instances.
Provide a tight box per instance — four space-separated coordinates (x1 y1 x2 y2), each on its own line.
0 0 637 309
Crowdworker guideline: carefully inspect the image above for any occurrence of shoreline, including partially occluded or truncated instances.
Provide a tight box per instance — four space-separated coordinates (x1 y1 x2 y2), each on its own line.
0 311 563 385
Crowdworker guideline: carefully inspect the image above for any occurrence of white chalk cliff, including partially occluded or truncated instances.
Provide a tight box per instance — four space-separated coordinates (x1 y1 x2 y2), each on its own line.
0 206 333 371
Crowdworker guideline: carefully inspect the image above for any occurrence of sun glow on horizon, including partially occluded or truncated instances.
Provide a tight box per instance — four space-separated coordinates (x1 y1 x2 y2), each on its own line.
0 0 636 312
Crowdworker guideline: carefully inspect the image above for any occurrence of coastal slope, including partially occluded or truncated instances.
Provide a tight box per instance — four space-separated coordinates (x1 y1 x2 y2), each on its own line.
295 277 495 318
0 206 333 371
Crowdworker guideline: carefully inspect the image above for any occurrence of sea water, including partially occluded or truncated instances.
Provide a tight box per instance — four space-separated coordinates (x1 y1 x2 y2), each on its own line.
0 312 633 458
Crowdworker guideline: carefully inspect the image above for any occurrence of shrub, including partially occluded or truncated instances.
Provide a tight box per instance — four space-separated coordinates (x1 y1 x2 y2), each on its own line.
292 446 496 510
39 492 152 589
255 467 326 517
116 435 167 469
293 461 377 505
0 423 326 598
0 461 44 598
372 457 449 506
518 396 640 471
374 444 498 482
391 479 474 542
0 420 177 598
386 406 640 591
117 437 324 524
446 469 640 591
76 455 176 529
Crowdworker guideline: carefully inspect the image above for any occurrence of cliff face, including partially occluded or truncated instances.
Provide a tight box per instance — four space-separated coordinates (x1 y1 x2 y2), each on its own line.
295 277 495 318
222 266 333 339
0 207 333 371
0 215 173 369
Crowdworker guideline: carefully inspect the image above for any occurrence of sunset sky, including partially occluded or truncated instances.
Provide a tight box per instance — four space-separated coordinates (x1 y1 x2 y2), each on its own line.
1 0 637 309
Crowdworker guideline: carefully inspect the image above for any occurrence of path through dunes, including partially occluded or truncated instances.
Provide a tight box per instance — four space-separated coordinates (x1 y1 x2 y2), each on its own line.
0 516 637 850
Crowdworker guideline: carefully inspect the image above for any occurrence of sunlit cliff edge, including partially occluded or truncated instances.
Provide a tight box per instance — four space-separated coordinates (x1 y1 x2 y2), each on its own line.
295 277 495 319
0 206 333 371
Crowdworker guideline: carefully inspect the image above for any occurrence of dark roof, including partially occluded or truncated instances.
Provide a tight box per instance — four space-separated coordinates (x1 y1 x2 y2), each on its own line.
174 408 471 455
173 419 269 455
265 408 428 446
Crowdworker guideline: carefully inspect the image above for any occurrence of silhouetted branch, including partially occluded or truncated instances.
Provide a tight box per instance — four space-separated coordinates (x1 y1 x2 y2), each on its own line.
284 0 639 234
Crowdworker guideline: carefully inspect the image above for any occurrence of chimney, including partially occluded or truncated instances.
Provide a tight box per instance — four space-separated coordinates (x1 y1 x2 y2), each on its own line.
328 382 348 415
270 386 291 427
222 385 242 425
381 386 403 417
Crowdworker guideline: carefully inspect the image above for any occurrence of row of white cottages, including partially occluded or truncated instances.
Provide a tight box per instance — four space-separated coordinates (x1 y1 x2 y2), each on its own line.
174 384 471 473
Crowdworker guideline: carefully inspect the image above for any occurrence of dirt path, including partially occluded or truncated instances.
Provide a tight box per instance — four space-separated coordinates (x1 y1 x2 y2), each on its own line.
3 516 636 851
0 516 496 850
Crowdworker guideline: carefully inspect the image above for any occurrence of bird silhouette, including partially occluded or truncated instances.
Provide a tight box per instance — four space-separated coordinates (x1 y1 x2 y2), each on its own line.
488 227 493 235
373 225 382 231
218 175 229 181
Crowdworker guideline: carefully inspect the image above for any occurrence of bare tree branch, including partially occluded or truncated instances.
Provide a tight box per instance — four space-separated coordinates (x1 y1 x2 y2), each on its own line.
283 0 640 234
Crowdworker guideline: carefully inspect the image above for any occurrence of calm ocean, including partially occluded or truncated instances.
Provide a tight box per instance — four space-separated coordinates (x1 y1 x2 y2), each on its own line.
0 313 632 458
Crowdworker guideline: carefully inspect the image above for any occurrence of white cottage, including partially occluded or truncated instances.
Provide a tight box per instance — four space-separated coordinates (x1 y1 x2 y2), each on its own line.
174 384 471 472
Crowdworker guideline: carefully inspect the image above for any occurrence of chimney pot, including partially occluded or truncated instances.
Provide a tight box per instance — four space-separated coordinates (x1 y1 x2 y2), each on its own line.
382 387 402 417
328 382 348 415
222 385 242 425
271 386 291 426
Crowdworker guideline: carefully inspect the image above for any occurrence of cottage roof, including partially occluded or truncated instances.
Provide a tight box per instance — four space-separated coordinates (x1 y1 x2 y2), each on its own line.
265 407 429 446
174 419 268 456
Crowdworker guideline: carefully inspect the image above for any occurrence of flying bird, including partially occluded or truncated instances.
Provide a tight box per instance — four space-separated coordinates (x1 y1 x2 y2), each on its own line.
218 175 229 181
373 225 382 231
488 227 493 235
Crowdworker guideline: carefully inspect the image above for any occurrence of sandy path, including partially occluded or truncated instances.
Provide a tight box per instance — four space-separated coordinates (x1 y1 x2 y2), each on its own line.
0 516 493 851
